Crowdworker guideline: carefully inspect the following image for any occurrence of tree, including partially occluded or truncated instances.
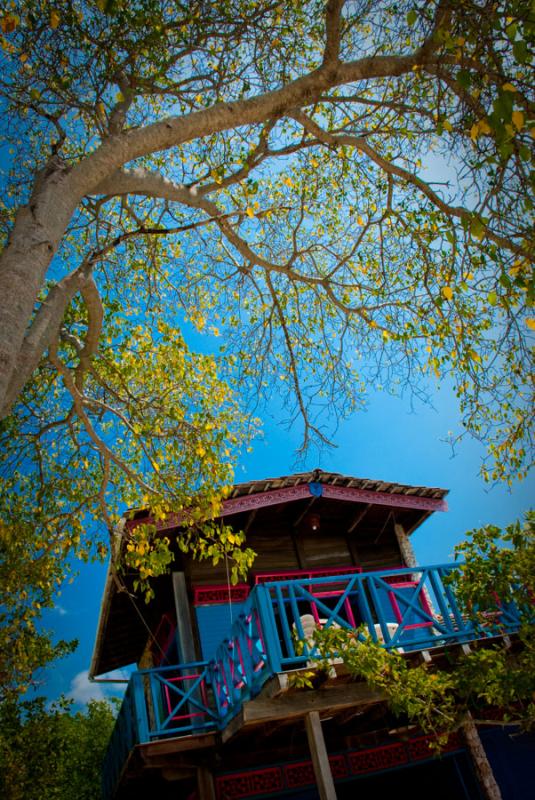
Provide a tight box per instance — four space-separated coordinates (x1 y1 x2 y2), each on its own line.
0 0 533 685
0 696 116 800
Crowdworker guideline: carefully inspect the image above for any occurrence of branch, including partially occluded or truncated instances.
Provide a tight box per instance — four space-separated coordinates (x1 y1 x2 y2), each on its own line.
47 342 159 497
292 112 531 261
75 276 104 390
323 0 344 67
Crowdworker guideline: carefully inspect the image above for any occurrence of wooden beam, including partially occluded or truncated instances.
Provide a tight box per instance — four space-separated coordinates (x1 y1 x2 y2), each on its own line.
293 496 317 528
243 508 258 534
197 766 216 800
347 503 372 533
305 711 337 800
241 679 384 726
139 733 217 762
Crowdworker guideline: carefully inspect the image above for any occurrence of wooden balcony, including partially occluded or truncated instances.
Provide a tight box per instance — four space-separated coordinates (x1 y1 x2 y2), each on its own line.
102 563 523 799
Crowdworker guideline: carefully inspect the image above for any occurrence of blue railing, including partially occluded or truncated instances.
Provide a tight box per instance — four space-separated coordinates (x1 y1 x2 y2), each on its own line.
102 562 524 798
101 674 146 800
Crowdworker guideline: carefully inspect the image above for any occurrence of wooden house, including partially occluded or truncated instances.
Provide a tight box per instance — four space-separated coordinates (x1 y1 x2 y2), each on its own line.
90 471 530 800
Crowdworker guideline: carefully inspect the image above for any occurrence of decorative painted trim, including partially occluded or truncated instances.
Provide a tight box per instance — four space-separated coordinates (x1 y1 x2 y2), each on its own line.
214 733 463 797
284 755 348 788
322 484 448 512
216 766 283 799
254 566 362 584
347 742 408 775
130 483 447 533
193 585 250 606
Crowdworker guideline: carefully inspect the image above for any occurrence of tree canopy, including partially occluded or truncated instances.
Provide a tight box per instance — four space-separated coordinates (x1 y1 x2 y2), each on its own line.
0 696 116 800
0 0 533 693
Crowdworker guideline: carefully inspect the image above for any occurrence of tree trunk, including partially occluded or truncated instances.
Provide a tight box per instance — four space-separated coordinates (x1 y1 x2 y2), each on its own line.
0 163 80 416
461 713 502 800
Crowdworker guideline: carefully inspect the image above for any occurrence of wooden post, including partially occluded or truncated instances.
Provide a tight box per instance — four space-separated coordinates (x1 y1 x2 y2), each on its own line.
172 572 202 729
394 522 418 569
461 712 503 800
172 572 197 663
196 766 216 800
394 522 436 619
305 711 337 800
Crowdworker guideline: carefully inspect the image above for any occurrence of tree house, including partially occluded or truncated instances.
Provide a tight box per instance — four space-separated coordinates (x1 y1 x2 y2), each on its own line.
91 471 529 800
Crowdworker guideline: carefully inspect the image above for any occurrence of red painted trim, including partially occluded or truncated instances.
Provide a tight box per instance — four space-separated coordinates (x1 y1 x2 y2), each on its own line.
128 483 447 532
322 484 448 512
215 733 463 797
216 766 283 799
347 741 408 775
254 566 362 584
193 585 250 606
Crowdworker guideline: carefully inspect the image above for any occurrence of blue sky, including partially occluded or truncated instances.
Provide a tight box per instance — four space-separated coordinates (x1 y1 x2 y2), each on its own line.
39 378 533 707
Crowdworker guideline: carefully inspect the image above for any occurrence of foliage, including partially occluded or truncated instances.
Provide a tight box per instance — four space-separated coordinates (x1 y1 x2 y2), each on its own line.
0 696 116 800
0 0 533 687
452 509 535 617
315 513 535 742
0 515 77 702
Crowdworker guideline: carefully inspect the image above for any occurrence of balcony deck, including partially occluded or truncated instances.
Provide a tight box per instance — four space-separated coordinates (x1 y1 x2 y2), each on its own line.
102 563 523 799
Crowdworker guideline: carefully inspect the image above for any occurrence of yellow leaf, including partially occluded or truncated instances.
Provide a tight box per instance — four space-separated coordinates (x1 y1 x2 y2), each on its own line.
283 176 293 188
50 10 60 29
443 120 453 132
1 14 19 33
512 110 524 131
470 123 479 142
526 318 535 331
310 158 319 168
502 83 517 92
246 207 255 218
442 286 453 301
357 215 364 225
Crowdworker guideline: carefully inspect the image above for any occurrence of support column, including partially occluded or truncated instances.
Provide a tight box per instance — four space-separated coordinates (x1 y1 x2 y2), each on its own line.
196 766 216 800
172 572 202 729
305 711 337 800
172 572 197 663
394 522 418 569
394 522 436 616
461 713 503 800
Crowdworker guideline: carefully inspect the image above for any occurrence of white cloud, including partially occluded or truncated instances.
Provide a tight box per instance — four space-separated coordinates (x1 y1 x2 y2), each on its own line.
54 604 68 616
67 669 129 705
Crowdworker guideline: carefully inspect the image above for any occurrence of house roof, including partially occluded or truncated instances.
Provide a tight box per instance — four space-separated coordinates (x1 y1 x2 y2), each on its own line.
89 470 448 678
228 470 447 503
